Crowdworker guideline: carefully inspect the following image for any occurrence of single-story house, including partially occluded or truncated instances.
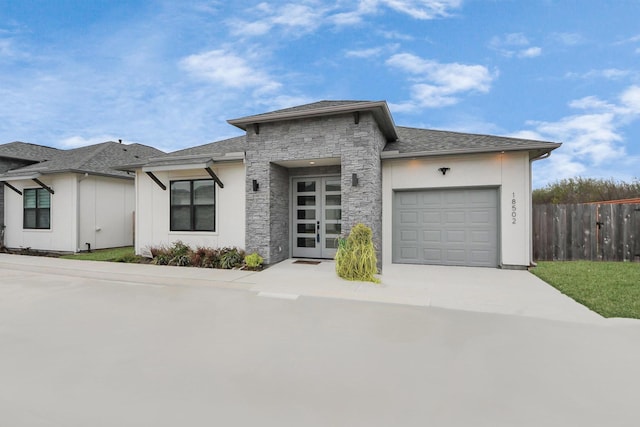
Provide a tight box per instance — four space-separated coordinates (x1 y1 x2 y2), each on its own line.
0 142 61 232
0 141 164 252
129 100 560 269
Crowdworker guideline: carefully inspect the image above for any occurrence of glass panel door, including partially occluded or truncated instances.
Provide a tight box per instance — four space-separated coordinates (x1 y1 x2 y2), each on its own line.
293 179 321 258
292 176 342 259
322 178 341 258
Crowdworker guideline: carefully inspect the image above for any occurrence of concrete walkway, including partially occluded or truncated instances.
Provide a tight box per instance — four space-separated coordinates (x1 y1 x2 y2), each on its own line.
0 253 606 323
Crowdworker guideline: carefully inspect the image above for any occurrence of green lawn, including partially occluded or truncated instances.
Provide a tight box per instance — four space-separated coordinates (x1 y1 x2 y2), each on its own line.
60 246 139 262
531 261 640 319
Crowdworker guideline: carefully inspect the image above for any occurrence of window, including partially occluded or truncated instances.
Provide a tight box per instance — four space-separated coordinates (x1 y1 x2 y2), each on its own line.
24 188 51 229
170 179 215 231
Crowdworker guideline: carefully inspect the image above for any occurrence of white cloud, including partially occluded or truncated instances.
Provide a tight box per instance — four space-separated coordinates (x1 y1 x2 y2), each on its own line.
386 52 494 109
522 86 640 185
490 33 541 58
518 47 542 58
179 49 281 92
551 32 584 46
566 68 631 80
230 0 461 35
379 30 415 41
620 85 640 113
345 47 384 58
379 0 462 19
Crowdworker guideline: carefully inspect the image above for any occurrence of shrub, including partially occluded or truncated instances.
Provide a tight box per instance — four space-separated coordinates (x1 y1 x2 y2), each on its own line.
149 242 245 269
150 245 171 265
335 223 379 283
220 247 245 269
244 252 264 270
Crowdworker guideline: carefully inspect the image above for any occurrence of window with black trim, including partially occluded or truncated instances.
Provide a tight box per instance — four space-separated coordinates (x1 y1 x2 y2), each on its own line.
170 179 215 231
24 188 51 229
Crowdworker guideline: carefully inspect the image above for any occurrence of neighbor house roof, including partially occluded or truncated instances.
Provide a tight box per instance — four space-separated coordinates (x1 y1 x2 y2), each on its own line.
383 127 561 159
120 136 247 172
0 141 60 162
0 142 164 180
228 100 398 141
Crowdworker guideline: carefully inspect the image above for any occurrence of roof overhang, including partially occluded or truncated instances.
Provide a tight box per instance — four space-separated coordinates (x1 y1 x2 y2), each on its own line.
228 101 398 142
381 143 562 160
0 173 42 181
139 152 245 173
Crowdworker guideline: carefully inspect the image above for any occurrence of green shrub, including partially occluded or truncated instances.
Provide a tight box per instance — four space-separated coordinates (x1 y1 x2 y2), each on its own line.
244 252 264 270
335 223 379 283
219 247 245 269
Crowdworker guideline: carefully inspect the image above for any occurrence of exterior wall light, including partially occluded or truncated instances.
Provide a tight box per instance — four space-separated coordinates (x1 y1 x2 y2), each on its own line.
438 167 450 175
352 173 359 186
252 179 259 191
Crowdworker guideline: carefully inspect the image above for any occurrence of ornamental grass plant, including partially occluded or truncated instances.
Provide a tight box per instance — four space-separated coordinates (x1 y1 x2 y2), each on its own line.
335 223 379 283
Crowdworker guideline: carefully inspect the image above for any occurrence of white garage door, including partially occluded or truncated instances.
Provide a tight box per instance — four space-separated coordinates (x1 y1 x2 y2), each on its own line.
393 188 499 267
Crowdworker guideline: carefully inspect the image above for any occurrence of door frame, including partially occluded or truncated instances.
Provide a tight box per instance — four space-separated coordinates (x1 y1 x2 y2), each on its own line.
290 175 342 259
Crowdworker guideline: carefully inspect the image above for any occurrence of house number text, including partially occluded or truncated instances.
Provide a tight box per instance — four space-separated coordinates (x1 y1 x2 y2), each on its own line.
511 192 517 224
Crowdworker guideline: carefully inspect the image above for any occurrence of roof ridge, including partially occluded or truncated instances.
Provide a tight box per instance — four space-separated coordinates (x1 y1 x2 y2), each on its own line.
71 141 114 170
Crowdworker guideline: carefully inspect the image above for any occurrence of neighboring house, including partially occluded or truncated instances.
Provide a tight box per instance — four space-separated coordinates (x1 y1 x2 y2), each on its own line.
130 100 560 269
0 141 164 252
0 142 60 232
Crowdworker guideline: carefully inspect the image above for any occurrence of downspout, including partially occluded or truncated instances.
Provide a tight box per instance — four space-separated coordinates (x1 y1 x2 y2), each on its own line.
529 151 552 267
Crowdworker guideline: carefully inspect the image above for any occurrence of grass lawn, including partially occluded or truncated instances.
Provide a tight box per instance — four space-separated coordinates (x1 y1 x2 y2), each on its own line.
531 261 640 319
60 246 139 262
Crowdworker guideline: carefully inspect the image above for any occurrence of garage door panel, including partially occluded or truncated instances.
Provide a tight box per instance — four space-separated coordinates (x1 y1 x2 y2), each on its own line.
401 230 418 242
393 188 498 267
445 230 465 243
445 249 467 263
423 230 441 243
400 246 419 260
471 230 490 243
398 193 418 206
470 210 492 224
444 211 465 223
445 192 466 205
423 248 443 263
422 211 441 223
400 211 419 224
421 192 442 206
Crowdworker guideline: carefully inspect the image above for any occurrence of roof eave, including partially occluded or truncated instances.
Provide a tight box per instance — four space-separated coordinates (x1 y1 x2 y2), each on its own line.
381 143 562 159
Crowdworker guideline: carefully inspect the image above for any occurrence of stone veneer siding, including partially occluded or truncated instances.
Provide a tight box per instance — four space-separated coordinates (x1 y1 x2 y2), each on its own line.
244 112 386 265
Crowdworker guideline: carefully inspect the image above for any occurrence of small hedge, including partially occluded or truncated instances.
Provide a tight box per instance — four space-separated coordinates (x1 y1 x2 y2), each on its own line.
148 241 258 270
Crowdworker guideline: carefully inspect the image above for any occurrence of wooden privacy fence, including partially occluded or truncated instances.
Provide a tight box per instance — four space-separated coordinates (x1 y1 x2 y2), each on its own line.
533 203 640 261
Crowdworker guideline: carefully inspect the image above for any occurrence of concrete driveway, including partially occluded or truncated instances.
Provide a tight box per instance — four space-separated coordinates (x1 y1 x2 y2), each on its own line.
0 254 604 323
1 254 639 426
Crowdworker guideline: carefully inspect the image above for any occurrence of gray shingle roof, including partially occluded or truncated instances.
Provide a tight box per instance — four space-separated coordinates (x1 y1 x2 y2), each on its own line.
383 127 561 157
1 142 164 179
0 142 60 162
139 136 247 169
169 135 247 157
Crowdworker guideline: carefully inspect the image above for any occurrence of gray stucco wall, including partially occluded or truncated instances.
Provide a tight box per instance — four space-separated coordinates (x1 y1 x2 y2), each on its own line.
244 112 385 265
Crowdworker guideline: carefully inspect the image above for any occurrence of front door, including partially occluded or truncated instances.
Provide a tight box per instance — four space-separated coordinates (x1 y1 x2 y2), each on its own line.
292 177 342 258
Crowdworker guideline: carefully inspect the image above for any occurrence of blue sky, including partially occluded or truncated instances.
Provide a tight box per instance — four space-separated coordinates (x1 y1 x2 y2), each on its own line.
1 0 639 187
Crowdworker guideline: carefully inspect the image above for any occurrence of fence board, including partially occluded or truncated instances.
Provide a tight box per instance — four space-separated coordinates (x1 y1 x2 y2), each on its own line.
533 203 640 262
